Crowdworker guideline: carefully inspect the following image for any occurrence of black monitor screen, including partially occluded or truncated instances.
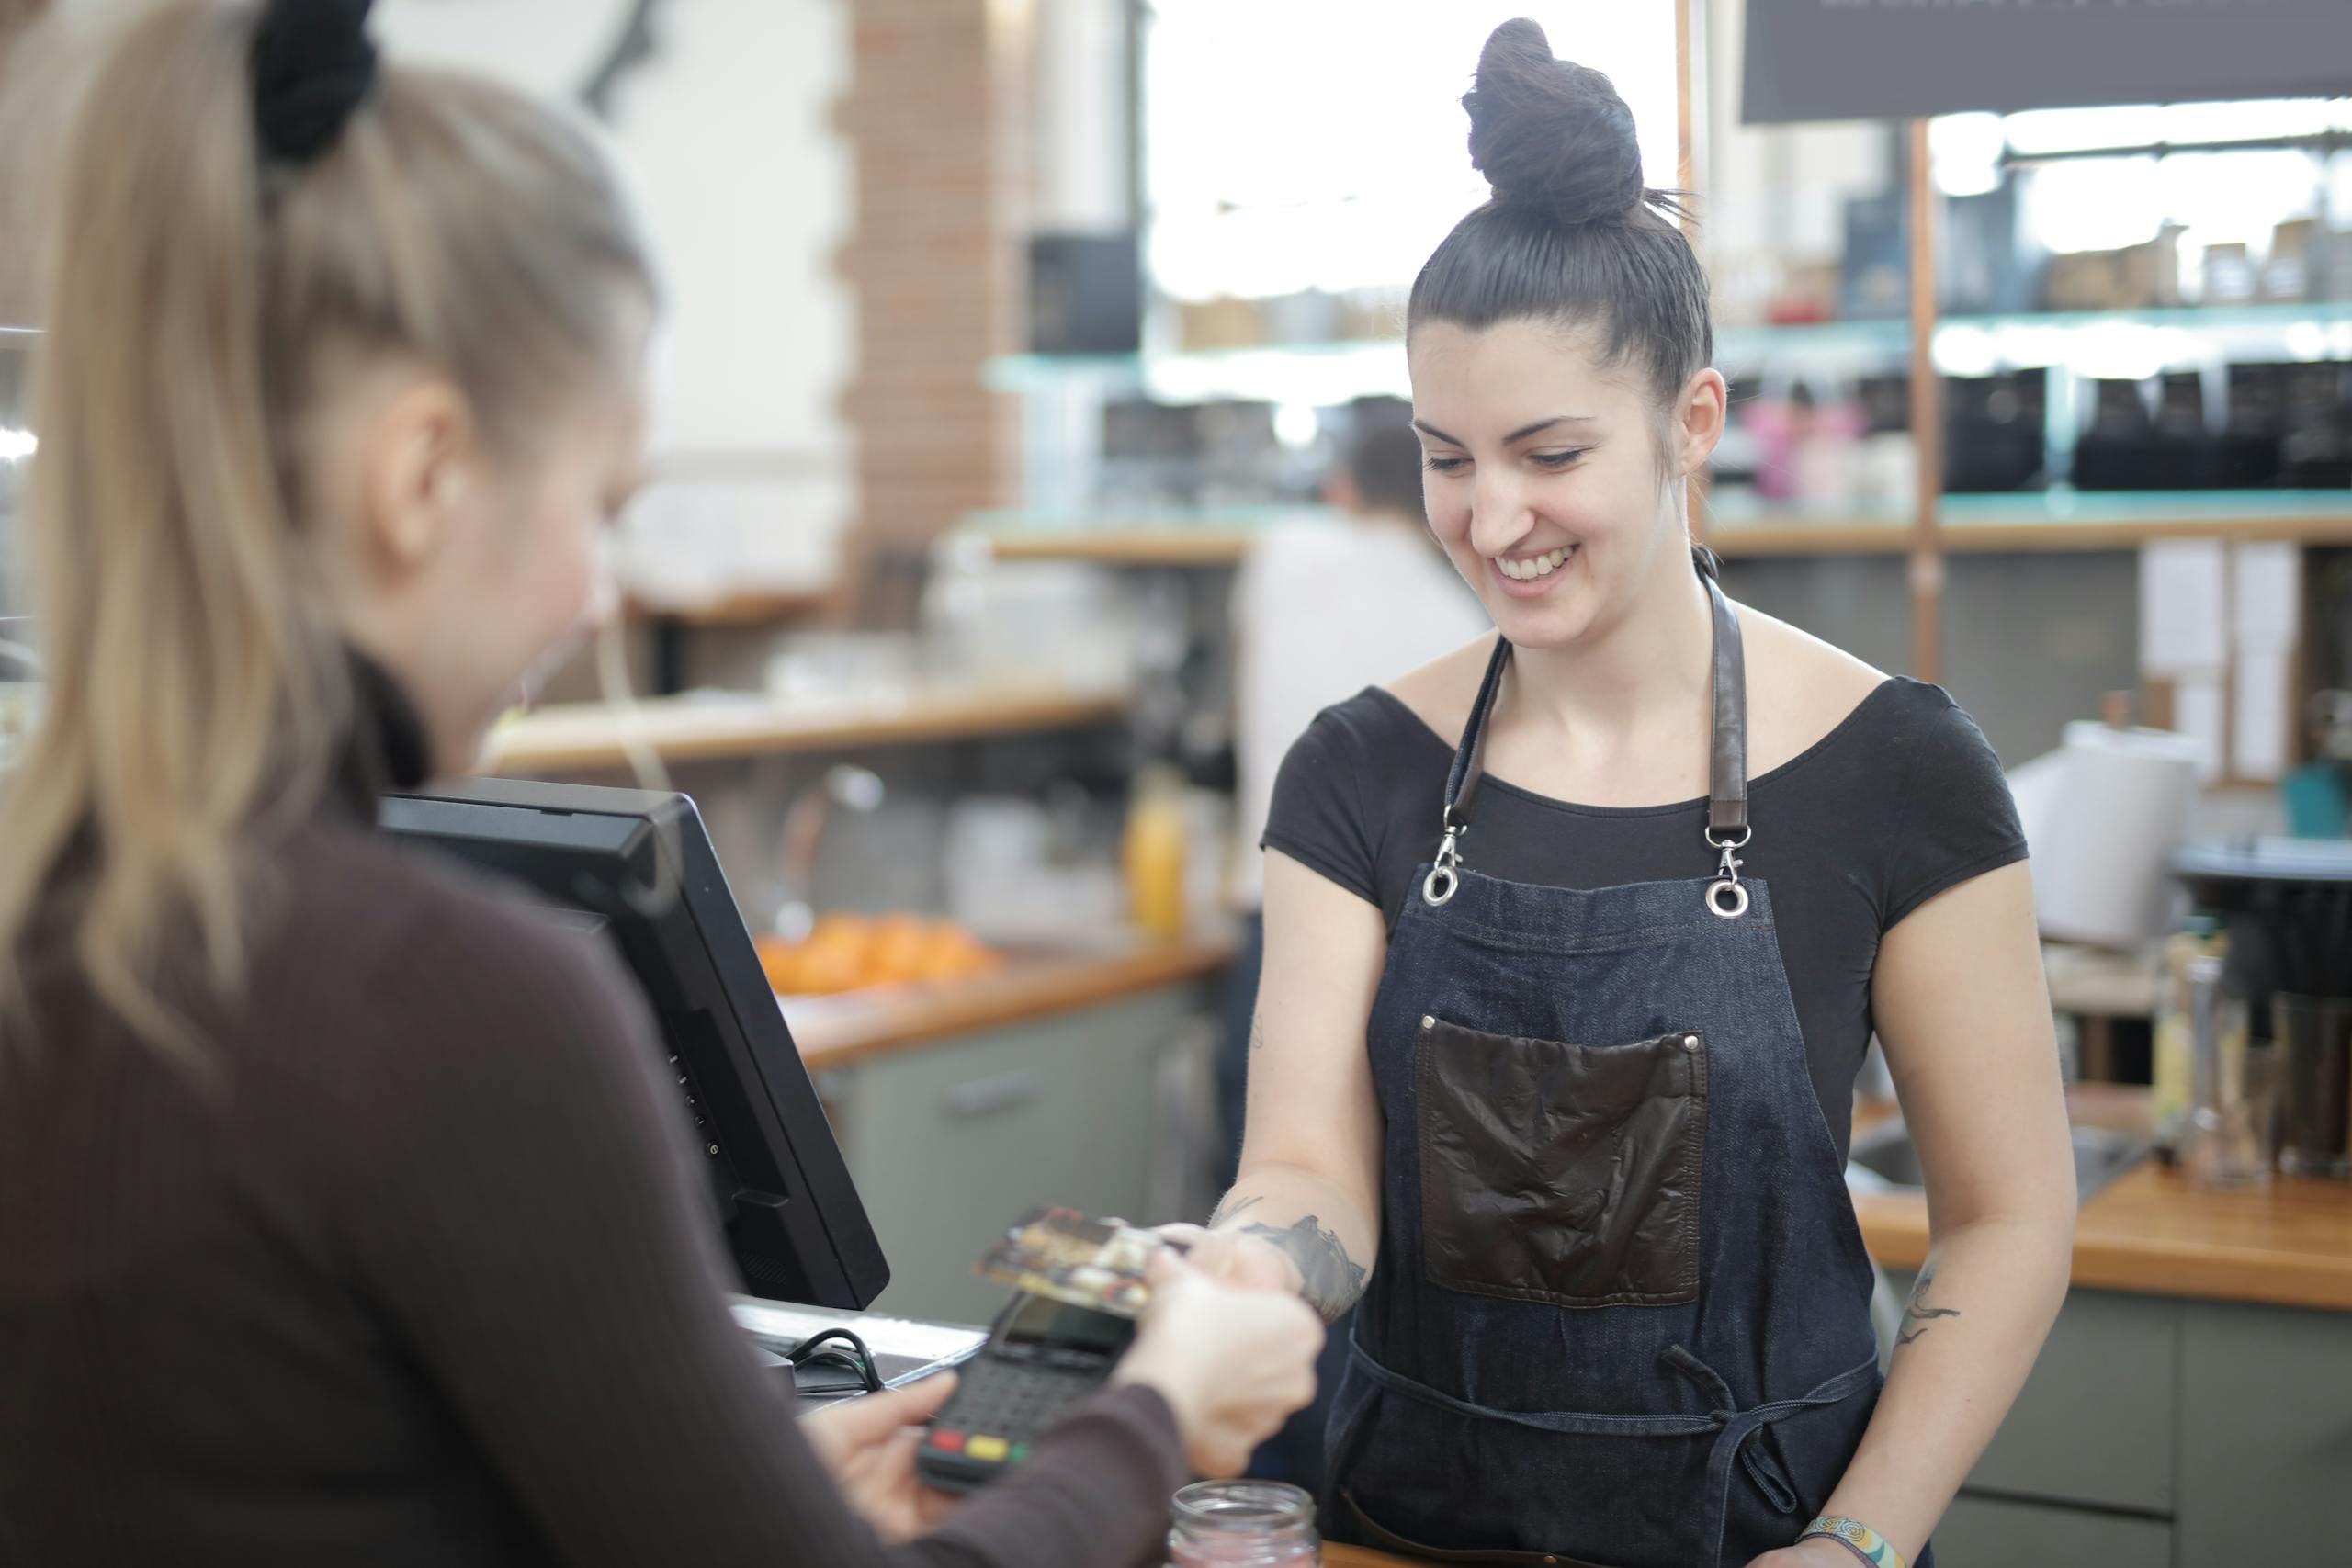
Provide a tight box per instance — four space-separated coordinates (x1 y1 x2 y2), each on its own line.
379 777 888 1309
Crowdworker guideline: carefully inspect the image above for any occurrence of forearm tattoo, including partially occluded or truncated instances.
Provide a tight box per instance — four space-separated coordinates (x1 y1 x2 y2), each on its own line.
1896 1262 1962 1347
1239 1213 1367 1322
1209 1192 1263 1225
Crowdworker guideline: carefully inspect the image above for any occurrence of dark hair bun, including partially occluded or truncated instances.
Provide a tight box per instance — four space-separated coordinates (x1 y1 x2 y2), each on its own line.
1464 18 1647 227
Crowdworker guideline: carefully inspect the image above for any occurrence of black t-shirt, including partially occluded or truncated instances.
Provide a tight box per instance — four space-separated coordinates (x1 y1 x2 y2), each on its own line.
1261 676 2027 1158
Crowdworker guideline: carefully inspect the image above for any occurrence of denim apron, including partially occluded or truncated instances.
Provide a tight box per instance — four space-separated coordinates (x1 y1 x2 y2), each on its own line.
1326 556 1916 1568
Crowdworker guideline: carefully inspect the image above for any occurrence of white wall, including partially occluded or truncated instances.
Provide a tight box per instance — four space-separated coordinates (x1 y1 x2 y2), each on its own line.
1704 0 1894 323
1030 0 1127 231
379 0 854 599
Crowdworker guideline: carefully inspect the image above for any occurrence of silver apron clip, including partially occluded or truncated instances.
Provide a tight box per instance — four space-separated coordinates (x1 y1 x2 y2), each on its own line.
1423 822 1464 908
1705 826 1751 920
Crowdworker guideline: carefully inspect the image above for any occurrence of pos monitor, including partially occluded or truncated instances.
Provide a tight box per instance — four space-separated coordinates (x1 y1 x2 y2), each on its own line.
378 777 889 1310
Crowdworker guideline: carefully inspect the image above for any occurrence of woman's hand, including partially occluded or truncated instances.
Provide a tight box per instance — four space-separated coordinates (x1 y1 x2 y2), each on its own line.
1114 1250 1323 1477
1158 1223 1304 1296
800 1371 962 1543
1746 1538 1869 1568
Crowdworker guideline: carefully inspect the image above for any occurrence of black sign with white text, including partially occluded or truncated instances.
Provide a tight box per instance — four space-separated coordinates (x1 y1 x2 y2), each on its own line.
1743 0 2352 125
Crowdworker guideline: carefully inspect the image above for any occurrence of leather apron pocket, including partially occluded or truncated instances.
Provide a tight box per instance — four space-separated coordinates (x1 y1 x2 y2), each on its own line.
1416 1017 1707 1307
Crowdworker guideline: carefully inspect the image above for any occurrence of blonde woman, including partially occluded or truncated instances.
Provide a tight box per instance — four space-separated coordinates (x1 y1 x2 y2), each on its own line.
0 5 1317 1565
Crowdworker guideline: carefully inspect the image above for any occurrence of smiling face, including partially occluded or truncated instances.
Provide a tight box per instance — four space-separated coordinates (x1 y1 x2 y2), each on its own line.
1408 317 1722 650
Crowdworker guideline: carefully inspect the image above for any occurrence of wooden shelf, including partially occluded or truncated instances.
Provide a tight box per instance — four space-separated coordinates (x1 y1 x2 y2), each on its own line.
984 303 2352 402
621 588 831 627
1712 501 2352 558
1939 512 2352 552
978 528 1255 567
483 680 1130 773
786 937 1236 1072
965 496 2352 567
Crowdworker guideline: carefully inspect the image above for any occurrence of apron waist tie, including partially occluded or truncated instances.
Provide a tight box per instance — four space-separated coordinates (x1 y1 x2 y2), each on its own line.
1348 1339 1882 1564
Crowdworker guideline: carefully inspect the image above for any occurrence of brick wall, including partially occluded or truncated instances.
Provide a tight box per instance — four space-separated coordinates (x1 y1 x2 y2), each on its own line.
836 0 1028 586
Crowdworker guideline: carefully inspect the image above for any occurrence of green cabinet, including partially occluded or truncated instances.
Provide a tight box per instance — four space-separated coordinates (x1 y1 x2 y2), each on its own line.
1889 1275 2352 1567
2175 1300 2352 1567
1952 1286 2179 1515
820 985 1203 1325
1935 1494 2173 1565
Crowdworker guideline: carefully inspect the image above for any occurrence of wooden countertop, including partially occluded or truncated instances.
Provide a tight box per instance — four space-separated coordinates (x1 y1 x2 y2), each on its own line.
481 680 1130 773
1851 1089 2352 1313
1325 1547 1415 1567
783 937 1235 1072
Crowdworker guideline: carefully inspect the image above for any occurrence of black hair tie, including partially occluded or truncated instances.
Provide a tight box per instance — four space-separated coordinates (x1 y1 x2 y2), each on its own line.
251 0 379 163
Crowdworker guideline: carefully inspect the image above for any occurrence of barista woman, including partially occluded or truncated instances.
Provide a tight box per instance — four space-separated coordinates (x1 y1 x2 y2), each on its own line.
1185 21 2075 1568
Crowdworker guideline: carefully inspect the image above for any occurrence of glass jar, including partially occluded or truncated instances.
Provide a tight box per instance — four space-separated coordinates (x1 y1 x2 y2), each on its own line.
1167 1480 1320 1567
2151 916 2226 1158
2183 954 2276 1189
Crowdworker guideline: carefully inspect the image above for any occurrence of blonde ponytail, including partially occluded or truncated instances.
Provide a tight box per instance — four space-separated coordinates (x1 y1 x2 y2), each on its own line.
0 0 651 1056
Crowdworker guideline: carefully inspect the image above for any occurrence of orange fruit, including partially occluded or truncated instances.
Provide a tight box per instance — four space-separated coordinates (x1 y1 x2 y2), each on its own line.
808 912 874 954
755 933 803 993
794 942 865 996
867 917 931 986
915 925 1000 982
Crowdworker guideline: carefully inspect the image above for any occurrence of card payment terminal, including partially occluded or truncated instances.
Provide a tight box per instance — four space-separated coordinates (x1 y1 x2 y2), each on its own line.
916 1292 1135 1493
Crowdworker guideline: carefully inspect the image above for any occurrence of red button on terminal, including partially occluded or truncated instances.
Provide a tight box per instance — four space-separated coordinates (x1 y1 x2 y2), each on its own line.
928 1429 967 1453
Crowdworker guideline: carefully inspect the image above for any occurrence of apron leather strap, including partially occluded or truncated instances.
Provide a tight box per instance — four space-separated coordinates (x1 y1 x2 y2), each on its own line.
1704 571 1748 842
1445 635 1512 836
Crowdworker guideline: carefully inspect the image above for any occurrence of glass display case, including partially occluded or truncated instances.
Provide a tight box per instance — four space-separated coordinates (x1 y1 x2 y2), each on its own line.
1702 94 2352 553
982 1 2352 561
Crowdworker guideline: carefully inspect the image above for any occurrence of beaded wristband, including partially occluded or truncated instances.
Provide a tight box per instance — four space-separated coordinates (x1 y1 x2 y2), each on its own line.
1801 1514 1907 1568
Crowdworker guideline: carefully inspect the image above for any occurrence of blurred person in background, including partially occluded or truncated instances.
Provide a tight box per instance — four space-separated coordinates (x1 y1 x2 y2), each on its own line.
0 0 51 312
0 4 1317 1565
1213 394 1486 1490
0 0 45 54
1181 20 2075 1568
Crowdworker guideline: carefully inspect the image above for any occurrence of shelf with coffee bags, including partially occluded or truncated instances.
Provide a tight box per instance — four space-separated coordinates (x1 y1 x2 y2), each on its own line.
1708 490 2352 558
992 307 2352 548
984 322 1899 410
1713 306 2352 537
986 303 2352 402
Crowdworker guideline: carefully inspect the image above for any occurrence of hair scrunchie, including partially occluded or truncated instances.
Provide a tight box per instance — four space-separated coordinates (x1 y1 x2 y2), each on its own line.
251 0 379 163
